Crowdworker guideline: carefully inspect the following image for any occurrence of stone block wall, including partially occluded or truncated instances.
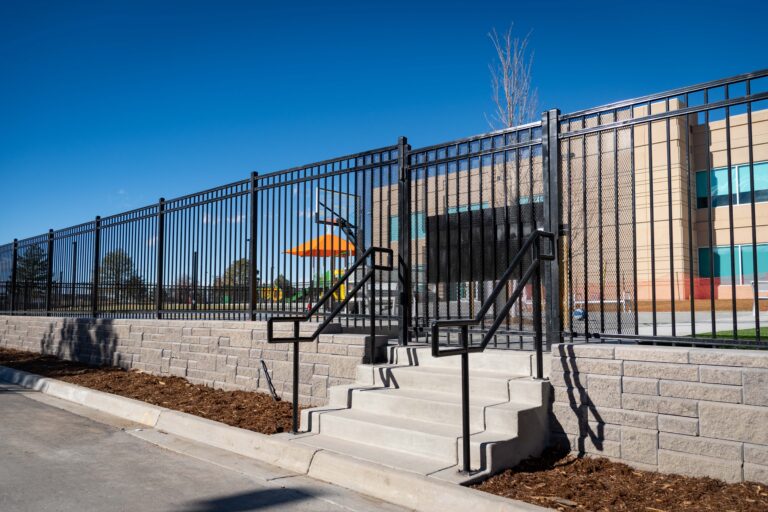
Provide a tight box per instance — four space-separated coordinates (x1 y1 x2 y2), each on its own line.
550 343 768 484
0 315 371 406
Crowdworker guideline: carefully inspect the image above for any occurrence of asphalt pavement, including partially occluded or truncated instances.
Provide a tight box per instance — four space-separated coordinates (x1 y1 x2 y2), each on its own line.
0 382 406 512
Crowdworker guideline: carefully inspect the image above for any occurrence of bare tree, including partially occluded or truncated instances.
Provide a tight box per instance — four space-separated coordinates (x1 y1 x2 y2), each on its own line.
487 25 538 129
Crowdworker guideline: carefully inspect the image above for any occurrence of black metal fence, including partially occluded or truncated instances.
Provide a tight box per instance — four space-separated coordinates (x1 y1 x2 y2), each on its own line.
3 68 768 349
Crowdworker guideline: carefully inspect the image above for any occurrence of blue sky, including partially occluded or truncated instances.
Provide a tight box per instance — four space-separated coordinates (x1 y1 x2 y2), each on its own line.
1 0 765 242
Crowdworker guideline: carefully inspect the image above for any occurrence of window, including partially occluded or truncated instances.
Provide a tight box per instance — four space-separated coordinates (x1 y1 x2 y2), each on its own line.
696 162 768 208
447 202 489 214
698 244 768 285
519 194 545 204
390 213 426 242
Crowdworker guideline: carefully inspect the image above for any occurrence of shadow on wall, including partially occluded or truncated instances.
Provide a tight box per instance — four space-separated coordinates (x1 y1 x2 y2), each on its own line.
550 344 606 457
39 318 120 368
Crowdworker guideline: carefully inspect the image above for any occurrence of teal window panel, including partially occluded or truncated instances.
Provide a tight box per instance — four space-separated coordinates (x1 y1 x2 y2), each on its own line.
519 194 545 204
697 161 768 208
738 162 768 203
699 246 739 280
447 202 489 214
389 213 426 242
739 244 768 283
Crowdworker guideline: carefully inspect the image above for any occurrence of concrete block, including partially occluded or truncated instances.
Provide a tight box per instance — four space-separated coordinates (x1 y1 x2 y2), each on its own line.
659 380 742 404
624 361 698 381
550 385 586 404
555 343 615 360
699 366 742 385
745 463 768 484
745 444 768 466
586 421 622 442
659 432 742 461
658 415 698 436
621 426 658 465
700 402 768 445
573 435 622 458
548 370 579 387
328 356 361 379
560 357 622 376
586 375 622 408
585 405 658 430
550 403 585 435
317 343 348 355
658 449 742 483
622 393 698 417
615 346 689 363
311 375 328 399
139 348 163 365
743 370 768 406
688 348 768 369
622 377 658 396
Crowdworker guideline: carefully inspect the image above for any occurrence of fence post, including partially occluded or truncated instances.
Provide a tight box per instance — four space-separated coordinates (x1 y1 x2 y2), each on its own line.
249 172 258 321
541 109 562 350
10 239 18 315
71 240 77 309
92 216 101 318
46 229 54 316
156 198 165 319
397 136 412 346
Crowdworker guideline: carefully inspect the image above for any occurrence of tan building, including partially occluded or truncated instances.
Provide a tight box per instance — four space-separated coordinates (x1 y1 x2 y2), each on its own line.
371 103 768 316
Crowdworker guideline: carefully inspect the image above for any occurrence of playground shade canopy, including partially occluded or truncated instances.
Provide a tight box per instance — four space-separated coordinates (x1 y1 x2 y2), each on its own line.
284 233 356 257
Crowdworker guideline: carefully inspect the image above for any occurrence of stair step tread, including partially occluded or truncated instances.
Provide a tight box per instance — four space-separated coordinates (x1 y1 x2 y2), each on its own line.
289 433 456 474
382 364 528 380
323 407 475 437
351 386 509 406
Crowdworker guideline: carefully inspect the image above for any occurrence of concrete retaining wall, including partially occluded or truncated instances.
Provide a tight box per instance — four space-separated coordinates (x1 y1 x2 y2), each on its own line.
0 315 370 406
550 342 768 484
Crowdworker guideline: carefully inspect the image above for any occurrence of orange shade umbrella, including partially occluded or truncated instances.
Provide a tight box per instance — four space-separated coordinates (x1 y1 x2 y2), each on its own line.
284 233 356 257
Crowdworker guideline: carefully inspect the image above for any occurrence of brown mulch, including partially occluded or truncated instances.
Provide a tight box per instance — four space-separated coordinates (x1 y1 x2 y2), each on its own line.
474 446 768 511
0 348 294 434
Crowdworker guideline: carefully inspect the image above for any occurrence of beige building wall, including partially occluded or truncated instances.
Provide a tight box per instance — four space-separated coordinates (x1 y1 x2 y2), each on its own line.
368 102 768 316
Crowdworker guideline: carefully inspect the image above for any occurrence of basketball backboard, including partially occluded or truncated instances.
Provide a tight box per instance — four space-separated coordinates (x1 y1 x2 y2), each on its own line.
315 187 358 229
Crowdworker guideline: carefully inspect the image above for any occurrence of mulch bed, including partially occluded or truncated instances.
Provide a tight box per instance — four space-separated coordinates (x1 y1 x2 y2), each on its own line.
0 348 294 434
473 445 768 511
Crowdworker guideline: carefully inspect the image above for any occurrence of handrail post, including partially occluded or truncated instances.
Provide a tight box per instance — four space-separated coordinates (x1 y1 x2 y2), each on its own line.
156 198 165 319
532 237 544 380
92 217 101 318
369 251 376 363
45 229 54 316
249 172 259 321
292 321 300 434
460 324 471 473
10 239 18 315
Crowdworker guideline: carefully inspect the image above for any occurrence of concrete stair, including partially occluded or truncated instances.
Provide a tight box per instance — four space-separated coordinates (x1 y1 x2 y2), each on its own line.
286 345 551 484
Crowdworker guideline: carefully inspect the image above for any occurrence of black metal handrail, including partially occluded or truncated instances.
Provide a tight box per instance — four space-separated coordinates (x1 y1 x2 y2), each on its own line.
430 229 555 474
267 246 393 433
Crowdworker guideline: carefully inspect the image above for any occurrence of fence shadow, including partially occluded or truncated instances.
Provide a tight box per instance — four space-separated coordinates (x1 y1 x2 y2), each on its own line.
39 317 119 367
549 344 606 457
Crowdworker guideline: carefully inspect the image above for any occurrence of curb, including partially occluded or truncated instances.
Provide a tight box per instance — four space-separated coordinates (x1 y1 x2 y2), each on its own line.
0 364 549 512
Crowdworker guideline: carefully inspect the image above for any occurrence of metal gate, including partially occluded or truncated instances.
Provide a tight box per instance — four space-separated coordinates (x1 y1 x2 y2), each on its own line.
405 122 548 348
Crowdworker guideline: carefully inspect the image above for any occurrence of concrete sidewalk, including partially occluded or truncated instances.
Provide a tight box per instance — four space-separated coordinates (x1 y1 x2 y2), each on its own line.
0 382 406 512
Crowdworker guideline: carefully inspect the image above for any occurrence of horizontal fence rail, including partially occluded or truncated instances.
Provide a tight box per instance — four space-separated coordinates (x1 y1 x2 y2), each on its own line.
2 68 768 350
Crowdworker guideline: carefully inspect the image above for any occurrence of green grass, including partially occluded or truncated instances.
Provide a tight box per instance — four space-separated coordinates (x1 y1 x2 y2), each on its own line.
697 327 768 340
